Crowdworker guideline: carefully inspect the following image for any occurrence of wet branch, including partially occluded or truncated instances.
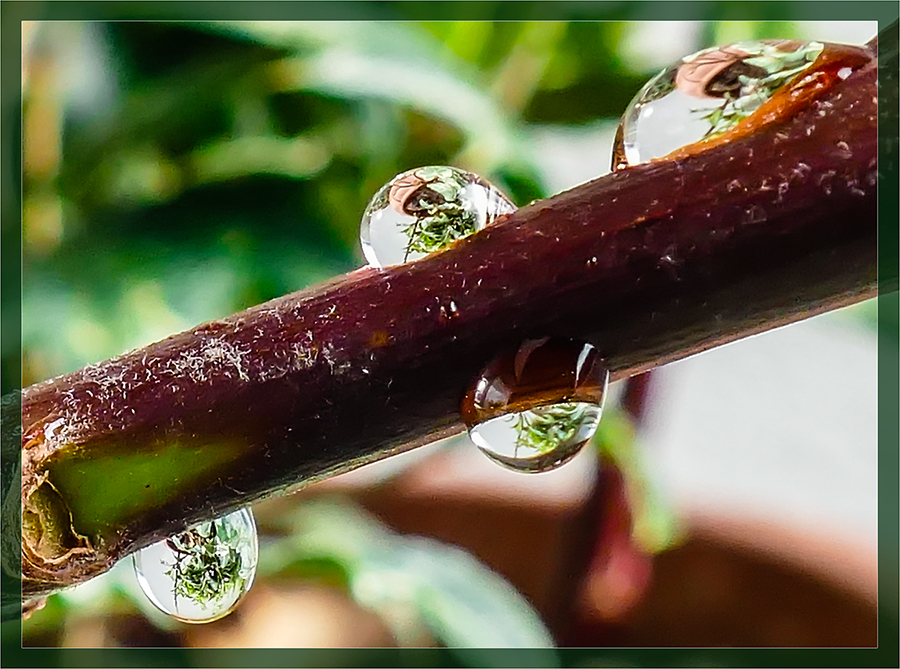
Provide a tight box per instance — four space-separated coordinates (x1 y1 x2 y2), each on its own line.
3 34 889 615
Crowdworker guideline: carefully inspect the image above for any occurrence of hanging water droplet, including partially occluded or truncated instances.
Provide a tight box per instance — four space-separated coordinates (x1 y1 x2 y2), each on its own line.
461 338 610 473
133 507 258 623
360 166 516 267
612 40 826 169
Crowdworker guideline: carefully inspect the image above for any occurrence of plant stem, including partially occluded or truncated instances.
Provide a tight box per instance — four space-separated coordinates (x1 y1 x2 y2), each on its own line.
5 35 889 614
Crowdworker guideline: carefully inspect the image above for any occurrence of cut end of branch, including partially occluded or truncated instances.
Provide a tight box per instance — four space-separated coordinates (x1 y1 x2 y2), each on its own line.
19 421 102 595
23 479 93 564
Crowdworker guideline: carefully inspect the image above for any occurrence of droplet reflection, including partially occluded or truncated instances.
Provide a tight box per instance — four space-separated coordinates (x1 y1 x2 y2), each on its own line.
133 508 258 623
461 338 610 473
613 40 826 169
360 166 516 267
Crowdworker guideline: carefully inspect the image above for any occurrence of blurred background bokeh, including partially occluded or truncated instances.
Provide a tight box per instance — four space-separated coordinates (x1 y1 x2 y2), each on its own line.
10 12 888 662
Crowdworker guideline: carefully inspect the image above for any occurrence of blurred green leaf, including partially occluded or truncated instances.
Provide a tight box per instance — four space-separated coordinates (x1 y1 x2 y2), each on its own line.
595 408 682 554
273 50 519 170
272 498 558 653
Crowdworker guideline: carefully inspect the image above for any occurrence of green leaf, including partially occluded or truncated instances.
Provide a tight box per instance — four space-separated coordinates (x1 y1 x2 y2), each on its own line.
273 49 520 172
595 408 682 554
386 540 558 656
276 498 558 652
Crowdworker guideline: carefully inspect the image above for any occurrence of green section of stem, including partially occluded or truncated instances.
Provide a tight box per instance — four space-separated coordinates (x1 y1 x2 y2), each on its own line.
46 438 245 540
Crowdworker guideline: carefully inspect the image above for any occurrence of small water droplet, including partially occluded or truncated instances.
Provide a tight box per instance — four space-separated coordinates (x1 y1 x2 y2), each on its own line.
792 162 811 179
817 170 836 195
743 204 767 224
360 166 516 267
776 181 789 201
848 180 866 198
461 338 609 473
613 40 825 168
133 508 258 623
439 299 460 322
835 140 852 159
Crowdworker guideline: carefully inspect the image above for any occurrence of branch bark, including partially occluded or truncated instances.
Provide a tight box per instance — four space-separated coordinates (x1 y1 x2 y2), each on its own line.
6 35 889 612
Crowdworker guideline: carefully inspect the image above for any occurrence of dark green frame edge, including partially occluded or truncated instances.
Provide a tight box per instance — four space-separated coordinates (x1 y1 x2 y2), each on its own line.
1 2 897 668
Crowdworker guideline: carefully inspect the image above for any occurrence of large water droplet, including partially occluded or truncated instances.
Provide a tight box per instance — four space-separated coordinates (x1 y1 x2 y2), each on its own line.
360 166 516 267
461 338 610 473
612 40 825 169
133 508 258 623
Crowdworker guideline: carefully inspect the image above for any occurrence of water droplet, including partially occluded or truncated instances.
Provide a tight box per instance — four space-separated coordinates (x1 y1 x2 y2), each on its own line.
612 40 825 169
133 508 258 623
743 204 767 224
776 181 790 201
835 140 852 159
439 298 460 322
817 170 836 195
792 162 812 179
360 166 516 267
461 338 610 473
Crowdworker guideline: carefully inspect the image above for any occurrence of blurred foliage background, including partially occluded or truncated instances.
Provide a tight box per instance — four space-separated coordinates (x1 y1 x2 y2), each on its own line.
20 16 872 385
9 10 888 663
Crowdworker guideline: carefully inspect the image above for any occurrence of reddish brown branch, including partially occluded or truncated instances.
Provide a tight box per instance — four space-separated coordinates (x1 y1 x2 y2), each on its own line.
17 43 878 598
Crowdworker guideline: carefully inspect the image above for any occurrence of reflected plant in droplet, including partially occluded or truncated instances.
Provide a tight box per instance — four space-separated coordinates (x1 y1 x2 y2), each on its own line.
133 507 257 623
509 402 595 455
167 524 241 605
613 39 827 169
360 166 516 267
461 338 610 473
